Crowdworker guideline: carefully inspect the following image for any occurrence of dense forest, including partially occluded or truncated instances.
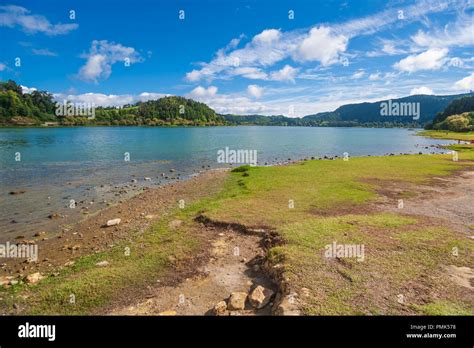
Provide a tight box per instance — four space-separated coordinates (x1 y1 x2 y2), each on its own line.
1 79 473 128
0 80 57 124
425 96 474 131
0 80 224 126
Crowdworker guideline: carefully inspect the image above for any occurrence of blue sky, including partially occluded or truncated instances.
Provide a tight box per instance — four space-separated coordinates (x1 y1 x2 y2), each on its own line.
0 0 473 116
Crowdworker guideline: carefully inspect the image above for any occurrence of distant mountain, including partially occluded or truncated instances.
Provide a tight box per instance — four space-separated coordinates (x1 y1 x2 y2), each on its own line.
223 93 474 127
302 93 474 126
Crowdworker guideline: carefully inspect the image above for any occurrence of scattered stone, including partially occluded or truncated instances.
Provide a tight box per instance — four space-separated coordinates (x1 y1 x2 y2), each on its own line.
213 301 228 315
48 213 61 219
168 219 183 229
9 190 26 195
274 294 300 316
64 261 75 267
106 218 121 227
95 261 109 267
144 177 151 181
25 272 44 284
228 292 247 310
33 231 46 237
0 276 14 286
249 285 274 309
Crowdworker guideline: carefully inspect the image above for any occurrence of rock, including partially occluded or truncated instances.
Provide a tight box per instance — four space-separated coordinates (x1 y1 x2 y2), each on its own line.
144 177 151 181
64 261 75 267
158 310 177 316
170 169 175 172
106 218 121 227
249 285 274 309
274 294 300 316
48 212 61 219
0 276 14 286
144 214 155 220
131 179 138 183
95 261 109 267
228 292 247 310
168 219 182 229
25 272 44 284
9 190 26 195
33 231 46 237
213 301 228 315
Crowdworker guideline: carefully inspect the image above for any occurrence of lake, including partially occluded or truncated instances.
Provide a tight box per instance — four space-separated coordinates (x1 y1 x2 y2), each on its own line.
0 126 455 240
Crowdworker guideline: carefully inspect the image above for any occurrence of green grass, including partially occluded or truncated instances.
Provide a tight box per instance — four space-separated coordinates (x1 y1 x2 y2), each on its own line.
411 301 472 315
4 150 473 315
1 198 218 315
201 153 473 315
417 130 474 141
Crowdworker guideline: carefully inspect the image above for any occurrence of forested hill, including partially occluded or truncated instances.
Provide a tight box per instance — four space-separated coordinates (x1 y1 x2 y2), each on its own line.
302 93 474 126
0 80 224 126
95 97 223 126
223 93 474 127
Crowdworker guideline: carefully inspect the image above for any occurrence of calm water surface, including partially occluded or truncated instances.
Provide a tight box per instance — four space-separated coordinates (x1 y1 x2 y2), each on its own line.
0 126 455 240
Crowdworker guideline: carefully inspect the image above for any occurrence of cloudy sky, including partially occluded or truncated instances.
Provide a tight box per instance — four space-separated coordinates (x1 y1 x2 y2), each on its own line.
0 0 473 116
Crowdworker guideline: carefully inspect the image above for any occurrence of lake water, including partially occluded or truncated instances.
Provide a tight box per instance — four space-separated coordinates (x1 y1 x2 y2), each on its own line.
0 126 455 240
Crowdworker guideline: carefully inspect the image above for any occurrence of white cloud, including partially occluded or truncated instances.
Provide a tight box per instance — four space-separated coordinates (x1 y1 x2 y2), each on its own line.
295 27 348 65
232 67 268 80
453 73 474 90
0 5 78 35
188 86 218 98
252 29 281 45
394 48 449 73
269 65 299 82
247 84 263 98
20 85 37 94
77 40 143 82
184 0 457 82
351 70 365 79
31 48 57 56
368 72 381 81
411 17 474 49
0 62 6 71
53 91 169 107
410 86 434 95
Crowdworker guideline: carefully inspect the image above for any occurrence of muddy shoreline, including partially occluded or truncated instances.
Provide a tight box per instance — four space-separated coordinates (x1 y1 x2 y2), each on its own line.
0 168 229 279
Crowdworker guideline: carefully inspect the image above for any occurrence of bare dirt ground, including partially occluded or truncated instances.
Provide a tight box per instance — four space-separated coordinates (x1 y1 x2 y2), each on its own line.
375 170 474 235
109 225 276 315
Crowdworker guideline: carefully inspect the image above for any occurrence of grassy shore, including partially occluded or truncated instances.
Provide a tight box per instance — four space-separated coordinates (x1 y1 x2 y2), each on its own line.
417 130 474 141
1 144 473 315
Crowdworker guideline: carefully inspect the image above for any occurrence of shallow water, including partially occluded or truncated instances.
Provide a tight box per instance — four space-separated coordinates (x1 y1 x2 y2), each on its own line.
0 126 455 240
